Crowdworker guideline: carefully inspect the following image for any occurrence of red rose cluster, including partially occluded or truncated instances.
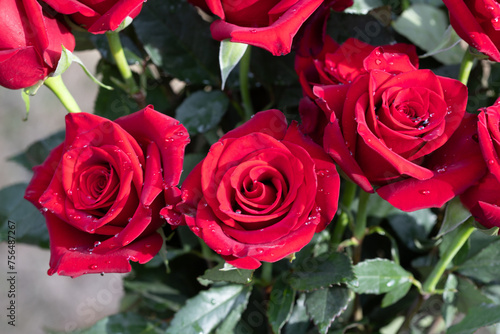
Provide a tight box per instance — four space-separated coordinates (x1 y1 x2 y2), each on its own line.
22 1 500 278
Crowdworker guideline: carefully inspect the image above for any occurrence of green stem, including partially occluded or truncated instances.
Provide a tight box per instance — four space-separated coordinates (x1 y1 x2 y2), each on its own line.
261 262 273 285
401 0 411 11
239 45 254 121
331 180 357 247
353 190 370 265
458 49 476 85
44 76 82 113
422 217 475 294
106 31 144 105
354 190 370 242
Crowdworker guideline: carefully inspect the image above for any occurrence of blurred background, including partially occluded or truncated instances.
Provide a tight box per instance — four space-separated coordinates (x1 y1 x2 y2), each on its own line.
0 50 124 334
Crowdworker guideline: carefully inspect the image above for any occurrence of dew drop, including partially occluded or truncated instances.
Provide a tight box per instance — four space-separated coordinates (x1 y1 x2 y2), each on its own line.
489 159 496 165
93 241 101 248
419 190 431 195
436 166 447 174
89 264 98 270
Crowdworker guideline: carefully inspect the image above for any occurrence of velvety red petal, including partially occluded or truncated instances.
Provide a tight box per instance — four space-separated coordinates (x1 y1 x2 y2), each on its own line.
478 109 500 180
221 109 288 141
115 106 189 190
323 113 373 193
461 173 500 229
25 144 64 210
443 0 500 62
210 0 323 55
378 114 487 211
283 121 340 229
45 213 162 277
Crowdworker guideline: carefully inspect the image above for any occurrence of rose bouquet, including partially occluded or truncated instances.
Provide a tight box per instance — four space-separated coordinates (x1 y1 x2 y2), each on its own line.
4 0 500 333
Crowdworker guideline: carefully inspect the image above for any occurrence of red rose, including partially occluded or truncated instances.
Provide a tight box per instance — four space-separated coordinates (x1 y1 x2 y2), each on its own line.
296 37 419 99
41 0 144 33
0 0 75 90
314 66 485 211
461 99 500 228
177 110 339 269
24 106 189 277
443 0 500 62
188 0 352 56
296 39 419 145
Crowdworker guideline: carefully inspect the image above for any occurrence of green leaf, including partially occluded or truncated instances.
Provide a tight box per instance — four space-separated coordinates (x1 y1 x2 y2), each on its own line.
457 240 500 284
9 131 65 171
393 4 465 65
305 287 351 334
106 312 165 333
365 193 401 218
345 0 384 14
288 252 355 291
21 89 30 120
348 259 413 295
48 312 165 334
54 46 113 90
447 304 500 334
175 90 229 135
94 60 138 119
455 277 493 314
198 262 254 285
387 209 436 252
0 183 49 247
381 280 412 308
219 40 248 90
419 26 463 60
284 294 309 334
166 284 251 334
442 274 458 328
268 279 296 334
216 286 252 334
123 280 186 312
436 197 472 238
133 0 220 85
